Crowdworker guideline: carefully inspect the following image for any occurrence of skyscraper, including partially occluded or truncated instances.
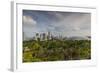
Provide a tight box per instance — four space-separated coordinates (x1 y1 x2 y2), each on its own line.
47 31 51 40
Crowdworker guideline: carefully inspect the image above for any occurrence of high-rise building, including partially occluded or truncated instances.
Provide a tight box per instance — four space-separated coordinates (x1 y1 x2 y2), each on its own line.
42 33 47 40
34 31 62 41
35 33 40 40
47 31 51 40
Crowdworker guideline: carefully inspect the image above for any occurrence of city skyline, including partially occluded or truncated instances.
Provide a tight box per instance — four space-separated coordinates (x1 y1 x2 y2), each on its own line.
23 10 91 40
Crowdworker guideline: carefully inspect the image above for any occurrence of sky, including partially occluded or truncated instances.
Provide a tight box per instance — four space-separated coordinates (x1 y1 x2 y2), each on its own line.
23 10 91 40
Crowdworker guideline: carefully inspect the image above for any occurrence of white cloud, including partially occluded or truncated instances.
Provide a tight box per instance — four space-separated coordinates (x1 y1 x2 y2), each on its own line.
23 15 37 27
23 15 38 40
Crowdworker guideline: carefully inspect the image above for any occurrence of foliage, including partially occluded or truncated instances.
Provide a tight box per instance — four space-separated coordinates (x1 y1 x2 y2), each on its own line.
23 39 91 62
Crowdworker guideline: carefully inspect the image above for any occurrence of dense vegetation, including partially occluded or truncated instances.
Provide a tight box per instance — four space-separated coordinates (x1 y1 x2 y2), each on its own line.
23 39 91 62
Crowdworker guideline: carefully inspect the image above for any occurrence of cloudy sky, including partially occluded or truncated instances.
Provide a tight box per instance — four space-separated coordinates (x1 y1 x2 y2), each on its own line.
23 10 91 40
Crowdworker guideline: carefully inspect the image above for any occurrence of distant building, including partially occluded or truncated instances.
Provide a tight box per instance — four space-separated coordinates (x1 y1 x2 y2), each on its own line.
35 32 67 41
34 31 52 41
35 33 40 40
47 32 52 40
42 33 47 40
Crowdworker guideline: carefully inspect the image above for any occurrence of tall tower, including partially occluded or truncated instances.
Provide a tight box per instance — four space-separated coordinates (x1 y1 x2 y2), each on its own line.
47 31 52 40
35 33 40 41
42 33 46 40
